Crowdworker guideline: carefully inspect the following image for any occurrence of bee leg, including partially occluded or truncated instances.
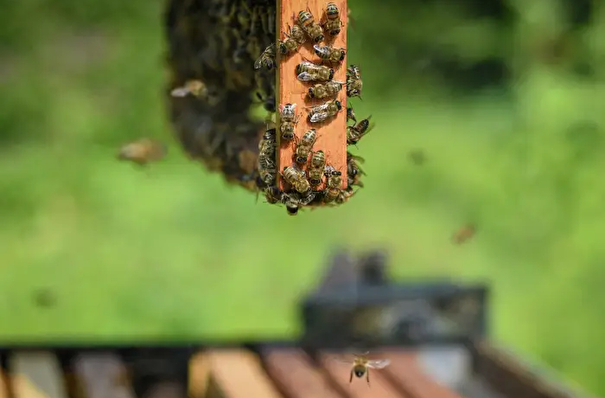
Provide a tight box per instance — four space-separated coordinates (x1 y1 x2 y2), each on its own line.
366 370 370 386
349 369 353 383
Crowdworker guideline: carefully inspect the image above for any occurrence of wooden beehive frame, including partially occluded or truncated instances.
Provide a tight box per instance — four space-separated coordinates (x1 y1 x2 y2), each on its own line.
275 0 348 192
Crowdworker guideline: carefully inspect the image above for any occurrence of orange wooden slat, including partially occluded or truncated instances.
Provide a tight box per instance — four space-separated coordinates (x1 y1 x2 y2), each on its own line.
276 0 348 192
208 349 282 398
260 348 343 398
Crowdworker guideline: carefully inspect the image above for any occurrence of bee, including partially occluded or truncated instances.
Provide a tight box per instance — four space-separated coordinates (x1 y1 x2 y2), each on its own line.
117 138 167 166
307 99 342 123
297 9 324 43
258 127 277 155
282 191 316 216
293 129 317 165
347 106 357 122
254 43 276 70
258 156 277 185
308 81 345 100
264 186 283 204
334 353 391 385
408 149 426 165
296 61 335 82
279 103 299 141
313 45 346 64
347 116 373 145
346 64 363 98
308 150 326 185
347 152 365 188
255 92 276 114
278 23 307 55
326 167 342 189
281 166 311 194
171 80 221 105
452 223 476 245
322 2 344 36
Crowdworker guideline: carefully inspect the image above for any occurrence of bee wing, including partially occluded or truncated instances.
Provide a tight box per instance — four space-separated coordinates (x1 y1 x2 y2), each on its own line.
367 359 391 369
310 103 329 112
297 72 315 81
254 56 264 70
309 112 328 123
170 87 190 97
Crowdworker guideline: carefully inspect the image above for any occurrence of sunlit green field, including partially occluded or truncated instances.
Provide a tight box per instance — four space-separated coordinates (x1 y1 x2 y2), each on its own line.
1 0 604 394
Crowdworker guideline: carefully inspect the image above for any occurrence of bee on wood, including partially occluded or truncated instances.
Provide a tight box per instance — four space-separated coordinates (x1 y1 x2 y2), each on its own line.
282 191 316 216
322 165 343 203
347 116 373 145
321 2 344 36
347 106 357 122
282 166 312 194
117 138 167 166
263 186 283 204
279 103 299 141
347 152 365 188
307 81 345 100
334 353 391 385
296 61 334 82
297 9 324 43
293 128 317 165
313 45 346 65
346 64 363 98
278 23 307 55
452 223 476 245
258 156 277 185
307 99 342 123
308 150 326 186
254 43 276 70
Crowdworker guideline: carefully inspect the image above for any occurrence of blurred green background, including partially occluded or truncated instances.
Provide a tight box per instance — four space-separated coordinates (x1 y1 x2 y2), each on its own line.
1 0 604 394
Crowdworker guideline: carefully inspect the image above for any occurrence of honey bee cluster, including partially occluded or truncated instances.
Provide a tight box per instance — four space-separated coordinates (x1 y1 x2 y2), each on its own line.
164 0 369 213
252 3 370 216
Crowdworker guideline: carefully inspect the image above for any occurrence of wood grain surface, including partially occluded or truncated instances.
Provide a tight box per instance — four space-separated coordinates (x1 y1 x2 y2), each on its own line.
276 0 348 192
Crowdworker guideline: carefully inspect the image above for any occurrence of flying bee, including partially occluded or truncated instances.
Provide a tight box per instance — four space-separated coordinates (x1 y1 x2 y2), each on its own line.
170 80 221 105
293 129 317 165
264 186 283 204
279 103 299 141
117 138 167 166
296 61 335 82
347 116 373 145
321 2 344 36
346 64 363 98
254 43 276 70
307 99 342 123
347 106 357 122
334 353 391 385
308 81 345 100
282 166 311 194
452 223 476 245
279 23 307 55
282 191 316 216
313 45 346 65
297 9 324 43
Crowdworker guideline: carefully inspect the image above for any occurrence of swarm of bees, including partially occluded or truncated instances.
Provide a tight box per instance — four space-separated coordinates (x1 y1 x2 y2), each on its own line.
164 0 373 213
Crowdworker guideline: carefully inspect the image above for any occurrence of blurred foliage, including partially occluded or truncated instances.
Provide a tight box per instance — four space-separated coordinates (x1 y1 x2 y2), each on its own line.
0 0 604 394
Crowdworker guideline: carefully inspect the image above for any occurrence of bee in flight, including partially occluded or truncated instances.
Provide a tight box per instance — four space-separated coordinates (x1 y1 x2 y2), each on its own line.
117 138 167 166
346 64 363 98
279 23 307 56
279 103 299 141
170 79 220 105
347 116 373 145
254 43 277 70
334 352 391 385
307 99 342 123
452 223 476 245
297 9 324 43
322 2 344 36
313 44 346 65
308 81 345 100
296 61 335 82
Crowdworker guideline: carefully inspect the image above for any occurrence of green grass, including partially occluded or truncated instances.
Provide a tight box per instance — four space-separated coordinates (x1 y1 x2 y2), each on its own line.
1 0 604 395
